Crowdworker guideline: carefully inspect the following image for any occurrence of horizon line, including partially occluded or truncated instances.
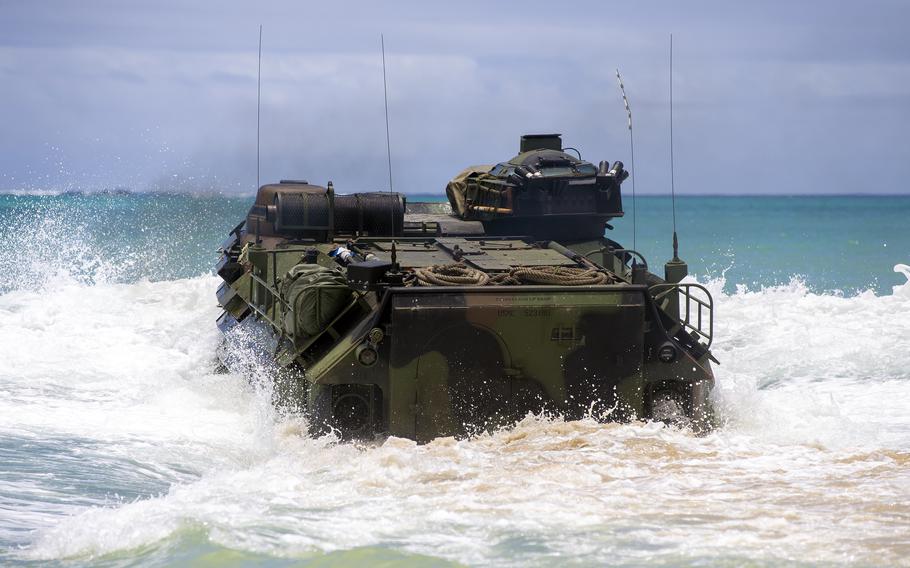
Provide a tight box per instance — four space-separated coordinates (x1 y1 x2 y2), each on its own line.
2 189 909 199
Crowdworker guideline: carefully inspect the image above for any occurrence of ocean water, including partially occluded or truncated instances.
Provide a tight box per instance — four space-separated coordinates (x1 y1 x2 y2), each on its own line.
1 191 909 567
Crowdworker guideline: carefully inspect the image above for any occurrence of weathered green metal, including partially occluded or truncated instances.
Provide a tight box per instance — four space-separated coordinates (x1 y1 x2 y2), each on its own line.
215 135 716 441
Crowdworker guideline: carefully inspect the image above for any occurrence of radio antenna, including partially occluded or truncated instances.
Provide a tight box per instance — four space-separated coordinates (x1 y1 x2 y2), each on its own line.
381 34 394 194
615 69 636 251
256 24 262 191
663 34 689 299
669 33 679 261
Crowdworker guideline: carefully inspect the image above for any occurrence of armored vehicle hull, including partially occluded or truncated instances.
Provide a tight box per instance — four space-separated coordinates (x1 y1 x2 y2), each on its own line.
216 135 716 441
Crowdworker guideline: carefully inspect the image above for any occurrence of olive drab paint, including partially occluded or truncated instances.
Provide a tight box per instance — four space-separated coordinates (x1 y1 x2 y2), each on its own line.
215 135 716 441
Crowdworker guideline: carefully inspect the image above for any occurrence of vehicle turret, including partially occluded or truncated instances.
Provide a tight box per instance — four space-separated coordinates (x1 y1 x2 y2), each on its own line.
445 134 628 242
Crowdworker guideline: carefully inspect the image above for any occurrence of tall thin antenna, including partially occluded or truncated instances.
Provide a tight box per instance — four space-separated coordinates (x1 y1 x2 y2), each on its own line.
669 33 679 260
257 24 262 190
662 34 688 298
615 69 636 251
381 34 393 194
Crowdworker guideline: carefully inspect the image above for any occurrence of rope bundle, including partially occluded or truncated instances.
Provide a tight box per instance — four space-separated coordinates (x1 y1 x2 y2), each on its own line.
412 263 490 287
507 266 611 286
406 263 611 287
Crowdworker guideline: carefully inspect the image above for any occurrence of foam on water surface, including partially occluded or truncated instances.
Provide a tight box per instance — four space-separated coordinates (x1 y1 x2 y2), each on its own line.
0 270 907 566
1 195 909 566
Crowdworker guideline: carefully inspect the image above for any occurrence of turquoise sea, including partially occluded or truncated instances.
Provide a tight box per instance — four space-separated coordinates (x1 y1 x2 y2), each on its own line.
1 192 906 294
1 192 909 566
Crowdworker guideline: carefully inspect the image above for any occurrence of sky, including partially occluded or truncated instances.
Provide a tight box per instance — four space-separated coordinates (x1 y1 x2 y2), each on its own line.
1 0 908 195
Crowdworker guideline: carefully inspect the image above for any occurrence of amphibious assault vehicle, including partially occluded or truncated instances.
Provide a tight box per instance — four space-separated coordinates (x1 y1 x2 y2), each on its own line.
216 134 716 441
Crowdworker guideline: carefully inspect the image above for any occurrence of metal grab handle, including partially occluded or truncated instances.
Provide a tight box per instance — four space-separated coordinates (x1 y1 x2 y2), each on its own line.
649 282 714 349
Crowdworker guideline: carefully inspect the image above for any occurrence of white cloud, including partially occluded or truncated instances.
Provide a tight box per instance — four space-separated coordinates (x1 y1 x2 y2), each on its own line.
1 1 909 194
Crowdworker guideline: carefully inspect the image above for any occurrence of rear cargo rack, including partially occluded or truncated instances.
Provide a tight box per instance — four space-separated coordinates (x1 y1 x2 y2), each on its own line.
649 283 714 349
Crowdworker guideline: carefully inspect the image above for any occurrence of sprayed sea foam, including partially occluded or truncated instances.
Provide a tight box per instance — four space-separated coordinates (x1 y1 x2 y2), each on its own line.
1 199 909 565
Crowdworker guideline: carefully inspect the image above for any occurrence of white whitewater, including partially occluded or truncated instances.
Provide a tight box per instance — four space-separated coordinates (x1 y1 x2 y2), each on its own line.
1 266 909 565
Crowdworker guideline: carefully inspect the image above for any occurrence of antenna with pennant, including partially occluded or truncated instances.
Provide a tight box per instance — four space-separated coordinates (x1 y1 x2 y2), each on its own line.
615 69 636 252
256 24 262 191
664 33 689 308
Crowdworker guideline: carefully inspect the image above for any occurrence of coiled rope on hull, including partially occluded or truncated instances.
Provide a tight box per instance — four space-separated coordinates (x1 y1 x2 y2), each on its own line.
407 264 611 287
412 263 490 287
508 266 611 286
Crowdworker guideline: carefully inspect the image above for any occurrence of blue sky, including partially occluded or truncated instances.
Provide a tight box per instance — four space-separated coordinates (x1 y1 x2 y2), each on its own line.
1 0 908 194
